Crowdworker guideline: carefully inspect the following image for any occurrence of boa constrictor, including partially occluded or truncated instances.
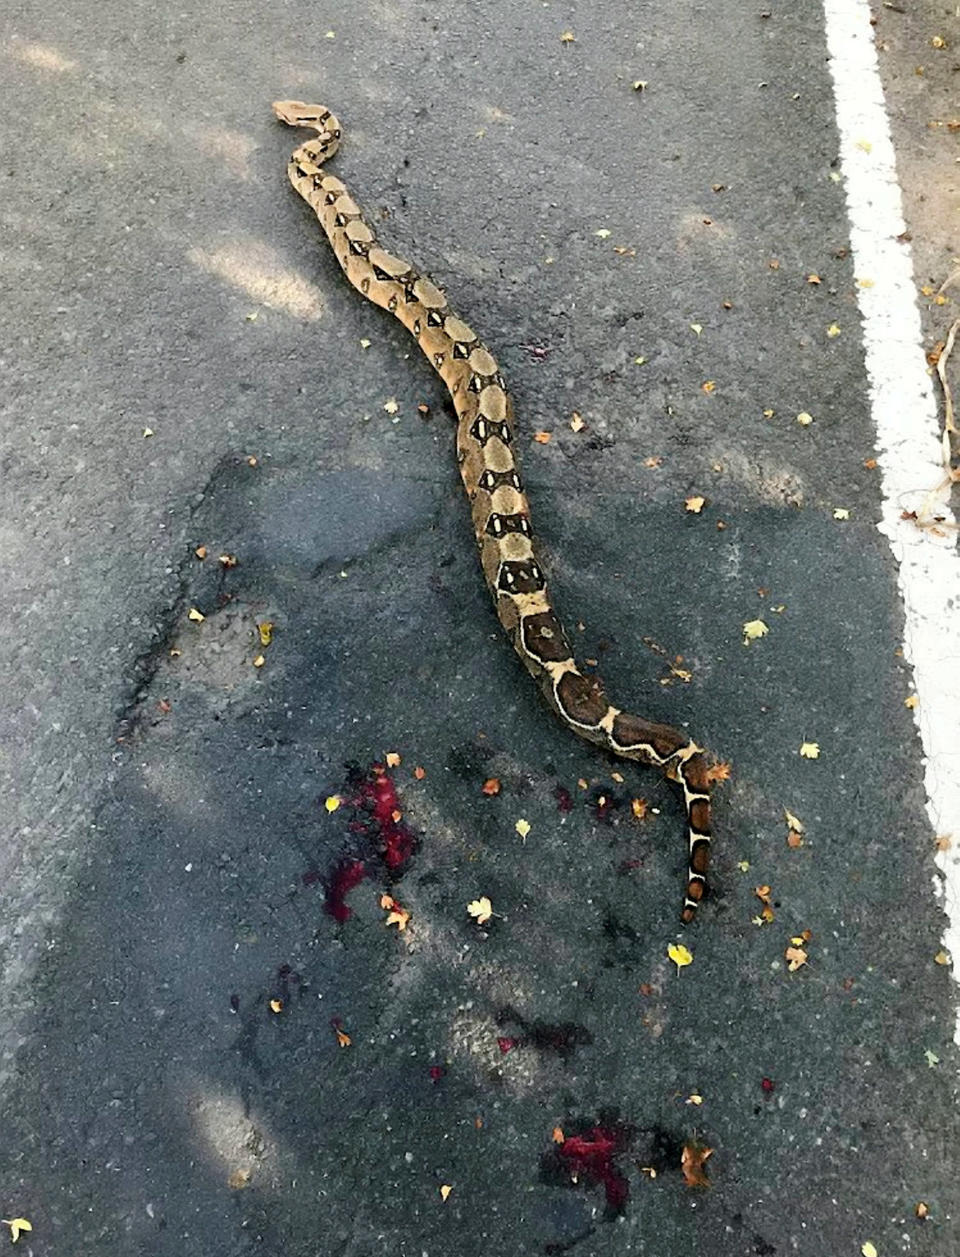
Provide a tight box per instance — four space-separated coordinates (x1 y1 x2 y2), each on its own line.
273 101 713 922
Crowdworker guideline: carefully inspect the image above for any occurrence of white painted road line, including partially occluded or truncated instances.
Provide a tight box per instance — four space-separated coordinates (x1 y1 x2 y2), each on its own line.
823 0 960 1035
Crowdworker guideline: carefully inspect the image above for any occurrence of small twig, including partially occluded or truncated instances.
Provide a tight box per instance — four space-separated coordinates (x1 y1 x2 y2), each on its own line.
937 269 960 297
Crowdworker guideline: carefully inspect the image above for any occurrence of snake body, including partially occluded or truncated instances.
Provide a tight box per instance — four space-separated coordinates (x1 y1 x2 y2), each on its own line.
273 101 712 921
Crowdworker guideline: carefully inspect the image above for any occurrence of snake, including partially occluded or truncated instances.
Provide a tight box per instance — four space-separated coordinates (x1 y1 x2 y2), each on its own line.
273 101 713 922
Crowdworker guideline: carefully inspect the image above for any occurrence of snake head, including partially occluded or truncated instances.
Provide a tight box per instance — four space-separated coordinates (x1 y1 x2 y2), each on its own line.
272 100 331 130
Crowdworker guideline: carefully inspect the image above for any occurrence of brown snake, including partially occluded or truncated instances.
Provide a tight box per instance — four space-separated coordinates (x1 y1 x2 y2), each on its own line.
273 101 713 922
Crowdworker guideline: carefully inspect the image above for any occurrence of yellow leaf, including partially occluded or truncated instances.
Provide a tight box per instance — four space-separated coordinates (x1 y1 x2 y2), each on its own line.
467 896 493 924
385 751 401 767
738 860 750 872
533 430 553 443
686 1093 703 1105
324 795 341 813
634 355 647 365
685 495 706 513
257 620 274 646
701 380 716 394
219 553 238 567
515 818 531 840
742 618 769 643
552 1126 566 1143
252 654 265 668
806 273 822 284
784 809 803 833
930 35 946 48
269 998 283 1013
668 943 693 971
690 323 703 335
905 694 918 709
594 228 611 238
934 950 950 966
385 907 410 931
858 277 875 289
833 508 850 521
861 1243 878 1257
631 79 647 91
188 607 205 623
2 1219 32 1243
631 797 648 820
796 411 814 426
383 397 399 415
799 742 820 759
611 771 624 783
762 407 775 418
570 411 585 432
142 426 154 438
827 323 841 338
359 338 371 348
440 1184 453 1200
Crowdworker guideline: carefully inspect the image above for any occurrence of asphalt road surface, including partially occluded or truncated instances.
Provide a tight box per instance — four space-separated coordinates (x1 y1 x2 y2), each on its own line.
1 2 958 1254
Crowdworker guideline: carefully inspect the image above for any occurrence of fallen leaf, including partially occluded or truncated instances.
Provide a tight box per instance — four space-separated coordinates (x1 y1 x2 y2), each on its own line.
219 553 238 567
787 830 804 848
680 1141 713 1187
643 455 663 468
359 338 371 348
785 945 808 971
784 809 803 832
930 35 947 48
706 761 732 784
385 903 410 931
247 455 258 466
915 1202 929 1219
257 620 274 646
685 495 706 513
827 323 841 338
252 654 265 668
762 407 775 418
743 618 769 643
481 777 501 795
334 1024 351 1048
668 943 693 971
515 818 531 840
905 694 918 709
631 798 648 820
631 79 647 91
833 508 850 520
467 896 493 924
1 1219 32 1244
806 273 822 285
796 411 814 426
686 1093 703 1106
611 771 624 783
324 795 341 813
738 860 750 872
269 999 283 1013
570 411 585 432
414 765 426 779
701 380 716 394
924 1048 939 1068
195 545 208 559
383 397 399 415
934 950 950 966
188 607 205 623
552 1126 566 1144
440 1184 453 1200
634 355 647 365
533 430 553 443
594 228 611 238
385 751 401 768
799 742 820 759
861 1244 878 1257
228 1167 252 1190
690 323 703 335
